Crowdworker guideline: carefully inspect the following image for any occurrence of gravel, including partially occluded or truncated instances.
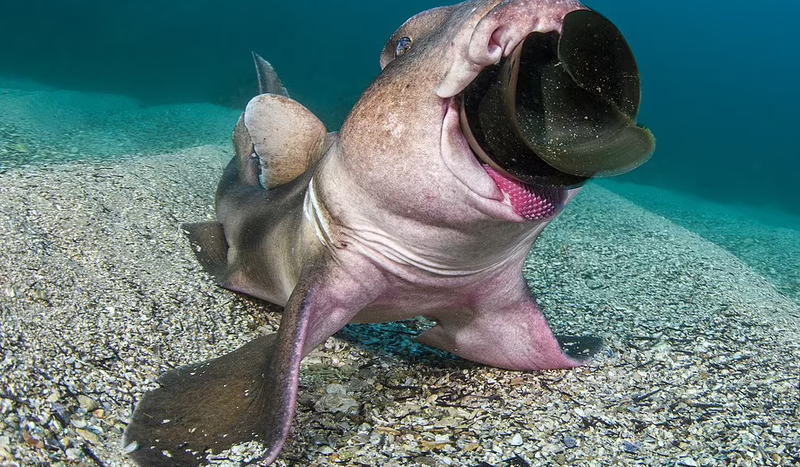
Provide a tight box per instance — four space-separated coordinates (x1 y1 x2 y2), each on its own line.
0 79 239 169
598 179 800 306
1 146 798 466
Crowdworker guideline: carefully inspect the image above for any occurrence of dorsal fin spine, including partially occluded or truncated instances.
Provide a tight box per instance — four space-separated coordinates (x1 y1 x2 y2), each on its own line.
252 52 289 97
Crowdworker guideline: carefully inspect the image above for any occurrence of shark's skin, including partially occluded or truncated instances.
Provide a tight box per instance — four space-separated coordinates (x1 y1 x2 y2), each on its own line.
123 1 650 465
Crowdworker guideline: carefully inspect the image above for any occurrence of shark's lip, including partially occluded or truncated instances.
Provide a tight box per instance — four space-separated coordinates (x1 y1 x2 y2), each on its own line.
440 97 565 222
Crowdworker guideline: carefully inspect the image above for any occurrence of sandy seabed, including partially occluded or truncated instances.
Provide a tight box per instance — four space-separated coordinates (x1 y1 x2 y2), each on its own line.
0 143 798 467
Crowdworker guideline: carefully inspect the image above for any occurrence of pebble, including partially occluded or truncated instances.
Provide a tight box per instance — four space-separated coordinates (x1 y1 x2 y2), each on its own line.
563 436 578 449
509 433 524 446
317 445 335 455
65 448 82 460
71 418 87 429
22 431 43 448
623 441 640 454
314 393 358 413
77 395 99 411
76 428 100 444
325 383 348 395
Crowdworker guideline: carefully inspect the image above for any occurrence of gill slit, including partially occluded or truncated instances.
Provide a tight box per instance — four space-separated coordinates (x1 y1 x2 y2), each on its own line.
303 176 339 261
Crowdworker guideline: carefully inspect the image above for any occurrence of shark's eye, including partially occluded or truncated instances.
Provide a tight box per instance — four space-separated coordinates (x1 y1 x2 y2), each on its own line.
395 37 412 58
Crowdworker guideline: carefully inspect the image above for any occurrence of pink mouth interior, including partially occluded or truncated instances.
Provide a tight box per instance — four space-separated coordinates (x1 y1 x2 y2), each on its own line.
484 166 559 220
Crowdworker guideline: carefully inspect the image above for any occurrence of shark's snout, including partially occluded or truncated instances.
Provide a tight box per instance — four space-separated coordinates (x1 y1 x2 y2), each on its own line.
460 9 655 188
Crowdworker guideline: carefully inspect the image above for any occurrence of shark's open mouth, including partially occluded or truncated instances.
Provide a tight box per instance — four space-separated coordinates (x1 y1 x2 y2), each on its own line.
459 9 655 192
442 95 565 222
442 10 654 222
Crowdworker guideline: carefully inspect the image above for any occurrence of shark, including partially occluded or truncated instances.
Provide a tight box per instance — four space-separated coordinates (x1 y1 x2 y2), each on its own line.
123 0 654 465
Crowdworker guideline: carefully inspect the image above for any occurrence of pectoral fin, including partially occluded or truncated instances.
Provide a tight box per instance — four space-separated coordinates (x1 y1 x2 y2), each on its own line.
417 275 601 371
122 334 280 466
123 258 382 466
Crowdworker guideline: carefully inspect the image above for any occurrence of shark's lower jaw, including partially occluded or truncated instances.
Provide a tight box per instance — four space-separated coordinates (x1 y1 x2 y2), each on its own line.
442 95 565 222
482 165 564 221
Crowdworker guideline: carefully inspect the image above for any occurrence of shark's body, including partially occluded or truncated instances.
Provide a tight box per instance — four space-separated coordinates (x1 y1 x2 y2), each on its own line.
123 1 653 465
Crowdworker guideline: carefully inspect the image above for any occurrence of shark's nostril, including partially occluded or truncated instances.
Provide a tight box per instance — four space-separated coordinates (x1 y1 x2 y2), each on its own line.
488 26 509 60
469 26 505 66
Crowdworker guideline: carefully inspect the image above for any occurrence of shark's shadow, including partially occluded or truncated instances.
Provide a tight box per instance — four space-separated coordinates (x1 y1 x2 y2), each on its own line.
335 319 470 369
336 321 602 367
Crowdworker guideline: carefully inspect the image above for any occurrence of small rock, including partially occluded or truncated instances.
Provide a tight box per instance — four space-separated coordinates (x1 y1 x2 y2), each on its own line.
65 447 82 460
76 428 100 444
584 278 603 289
325 384 348 395
123 441 139 454
46 390 61 403
78 395 99 411
623 441 640 454
23 431 44 449
317 445 335 455
679 458 698 467
314 394 358 413
32 288 49 301
509 433 524 446
563 436 578 449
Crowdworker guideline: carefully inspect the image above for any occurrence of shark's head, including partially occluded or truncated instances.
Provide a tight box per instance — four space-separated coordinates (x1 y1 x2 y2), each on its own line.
338 0 653 225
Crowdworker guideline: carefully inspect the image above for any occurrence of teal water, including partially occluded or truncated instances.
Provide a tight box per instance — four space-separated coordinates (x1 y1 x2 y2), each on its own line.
0 1 798 300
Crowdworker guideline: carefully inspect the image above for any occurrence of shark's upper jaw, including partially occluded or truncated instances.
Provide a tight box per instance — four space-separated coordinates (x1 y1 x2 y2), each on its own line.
440 96 565 222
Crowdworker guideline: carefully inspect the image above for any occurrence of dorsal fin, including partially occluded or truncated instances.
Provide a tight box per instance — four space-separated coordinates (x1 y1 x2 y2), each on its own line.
242 94 328 188
252 52 289 96
233 54 328 188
